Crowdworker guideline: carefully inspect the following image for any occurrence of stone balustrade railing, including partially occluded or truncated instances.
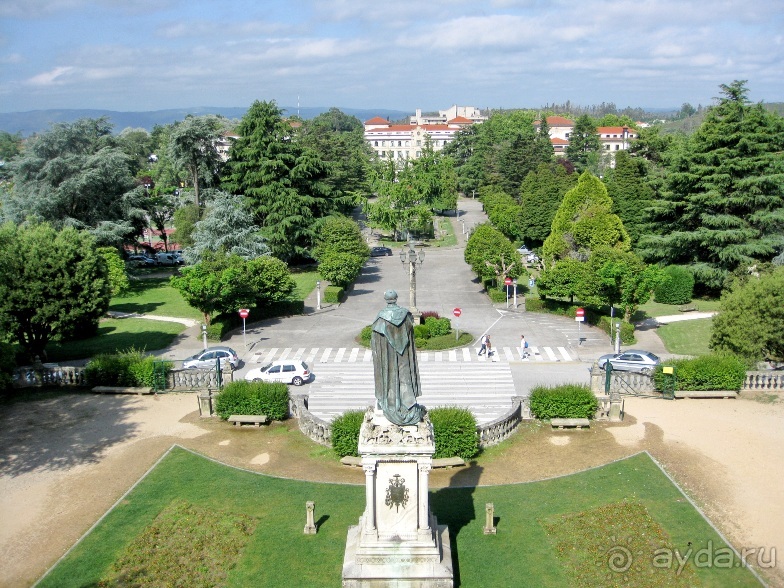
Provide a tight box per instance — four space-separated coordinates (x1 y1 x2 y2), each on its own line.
166 368 233 391
477 396 528 448
12 365 87 387
743 371 784 391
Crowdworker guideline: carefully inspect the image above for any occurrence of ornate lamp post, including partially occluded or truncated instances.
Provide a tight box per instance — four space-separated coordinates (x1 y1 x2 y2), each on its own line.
400 240 425 318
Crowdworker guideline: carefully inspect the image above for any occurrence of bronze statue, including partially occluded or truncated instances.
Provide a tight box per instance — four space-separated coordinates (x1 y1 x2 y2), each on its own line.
371 290 424 426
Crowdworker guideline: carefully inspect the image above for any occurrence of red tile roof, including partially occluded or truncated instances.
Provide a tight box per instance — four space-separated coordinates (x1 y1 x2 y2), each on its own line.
596 126 635 135
448 116 473 124
551 137 569 145
535 116 574 127
364 116 391 125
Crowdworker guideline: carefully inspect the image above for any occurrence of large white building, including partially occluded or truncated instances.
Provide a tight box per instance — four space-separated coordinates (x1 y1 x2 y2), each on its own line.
534 116 639 156
364 115 474 160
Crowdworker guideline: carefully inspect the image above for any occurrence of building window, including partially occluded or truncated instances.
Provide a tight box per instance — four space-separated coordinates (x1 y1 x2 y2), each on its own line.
374 141 378 146
605 145 611 150
615 145 620 150
416 140 421 146
416 151 421 157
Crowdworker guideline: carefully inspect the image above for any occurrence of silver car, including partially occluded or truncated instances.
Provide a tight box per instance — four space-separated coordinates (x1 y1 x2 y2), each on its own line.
244 360 311 386
183 346 239 370
597 350 660 375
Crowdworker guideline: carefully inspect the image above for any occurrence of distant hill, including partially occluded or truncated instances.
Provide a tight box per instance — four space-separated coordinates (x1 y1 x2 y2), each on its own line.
0 106 412 136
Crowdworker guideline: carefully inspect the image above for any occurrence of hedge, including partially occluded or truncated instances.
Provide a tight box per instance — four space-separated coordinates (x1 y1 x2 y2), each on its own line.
84 349 172 387
654 354 746 392
655 265 695 305
331 407 479 459
525 298 636 345
424 316 451 337
429 407 479 459
331 409 366 458
214 381 289 421
529 383 598 420
324 285 345 304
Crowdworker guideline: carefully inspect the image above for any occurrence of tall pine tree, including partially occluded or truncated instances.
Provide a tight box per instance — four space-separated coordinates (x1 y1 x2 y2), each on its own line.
639 81 784 292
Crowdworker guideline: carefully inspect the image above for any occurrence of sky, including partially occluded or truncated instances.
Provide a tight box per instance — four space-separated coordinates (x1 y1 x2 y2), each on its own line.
1 0 783 114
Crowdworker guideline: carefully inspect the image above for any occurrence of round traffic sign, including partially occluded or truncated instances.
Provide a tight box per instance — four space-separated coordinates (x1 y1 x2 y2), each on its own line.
504 277 512 286
575 307 585 317
453 307 462 318
239 308 250 319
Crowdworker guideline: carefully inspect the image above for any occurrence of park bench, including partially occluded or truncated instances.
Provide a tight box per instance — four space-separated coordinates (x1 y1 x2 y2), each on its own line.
550 418 590 429
678 304 699 312
340 456 467 469
92 386 153 395
228 414 270 427
674 391 738 399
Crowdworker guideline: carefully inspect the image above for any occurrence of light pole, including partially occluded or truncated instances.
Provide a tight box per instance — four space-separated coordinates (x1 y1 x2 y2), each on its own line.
316 280 321 310
400 240 425 318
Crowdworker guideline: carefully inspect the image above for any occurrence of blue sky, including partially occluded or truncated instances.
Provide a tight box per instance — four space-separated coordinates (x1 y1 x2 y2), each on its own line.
1 0 783 114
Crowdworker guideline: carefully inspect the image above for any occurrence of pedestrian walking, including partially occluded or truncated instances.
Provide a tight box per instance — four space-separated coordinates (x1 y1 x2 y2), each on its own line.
478 333 489 356
487 336 494 357
519 335 530 359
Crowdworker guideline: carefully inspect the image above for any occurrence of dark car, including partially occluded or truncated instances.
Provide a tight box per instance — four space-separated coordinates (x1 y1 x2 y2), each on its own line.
597 350 660 375
127 254 157 267
183 346 240 370
370 246 393 257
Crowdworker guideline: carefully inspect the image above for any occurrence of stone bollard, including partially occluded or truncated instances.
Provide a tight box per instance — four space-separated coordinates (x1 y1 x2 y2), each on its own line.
304 501 317 534
483 502 497 535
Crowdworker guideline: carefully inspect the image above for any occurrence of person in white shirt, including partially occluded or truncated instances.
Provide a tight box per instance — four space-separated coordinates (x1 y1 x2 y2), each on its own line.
519 334 530 359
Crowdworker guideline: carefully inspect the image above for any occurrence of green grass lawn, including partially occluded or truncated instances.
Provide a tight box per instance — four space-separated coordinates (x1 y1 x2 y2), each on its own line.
110 278 202 320
634 298 722 321
38 449 761 588
45 318 186 362
376 215 458 249
290 269 320 301
657 318 714 356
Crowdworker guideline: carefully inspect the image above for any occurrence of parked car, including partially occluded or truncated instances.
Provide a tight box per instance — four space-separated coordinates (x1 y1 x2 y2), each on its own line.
597 350 661 375
370 246 393 257
183 346 240 370
127 254 158 267
244 360 312 386
156 252 184 266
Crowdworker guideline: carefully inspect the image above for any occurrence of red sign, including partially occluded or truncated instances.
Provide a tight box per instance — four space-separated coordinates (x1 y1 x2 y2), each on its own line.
504 277 512 286
453 308 462 318
575 307 585 317
239 308 250 319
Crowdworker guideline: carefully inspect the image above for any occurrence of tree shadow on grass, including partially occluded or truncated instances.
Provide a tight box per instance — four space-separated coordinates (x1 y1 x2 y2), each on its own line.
429 460 483 587
0 391 145 477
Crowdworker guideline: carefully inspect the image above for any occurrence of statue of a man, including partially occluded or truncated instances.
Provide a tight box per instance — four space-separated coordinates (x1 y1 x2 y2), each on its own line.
371 290 424 426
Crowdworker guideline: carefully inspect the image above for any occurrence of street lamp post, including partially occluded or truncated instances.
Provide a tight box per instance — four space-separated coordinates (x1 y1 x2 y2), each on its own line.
400 240 425 318
316 280 321 310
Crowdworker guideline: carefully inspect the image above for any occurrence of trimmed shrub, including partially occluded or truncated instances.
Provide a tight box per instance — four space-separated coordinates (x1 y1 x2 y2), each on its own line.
324 285 345 303
215 381 289 421
655 265 695 305
525 297 546 312
332 409 366 458
424 316 451 337
529 383 598 420
654 354 746 392
429 407 479 459
359 325 373 345
487 288 507 303
84 349 172 387
413 324 431 339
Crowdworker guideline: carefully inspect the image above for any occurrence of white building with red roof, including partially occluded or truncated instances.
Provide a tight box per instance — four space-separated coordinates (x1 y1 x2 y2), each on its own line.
534 116 638 158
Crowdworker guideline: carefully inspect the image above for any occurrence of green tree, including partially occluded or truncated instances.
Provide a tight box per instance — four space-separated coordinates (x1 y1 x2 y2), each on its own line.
2 118 141 243
566 114 601 173
639 81 784 292
318 252 366 288
170 252 294 325
97 246 130 296
365 159 432 240
464 223 524 284
536 258 589 303
172 203 200 249
603 150 654 245
167 115 224 208
408 141 459 212
312 216 369 261
519 161 577 247
0 223 110 359
710 267 784 362
222 100 341 261
116 127 155 176
542 171 630 265
185 191 268 263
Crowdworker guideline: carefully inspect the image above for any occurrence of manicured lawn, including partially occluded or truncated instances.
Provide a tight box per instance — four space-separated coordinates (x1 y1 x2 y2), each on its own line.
38 449 760 587
657 318 714 356
290 270 320 301
110 278 202 320
634 298 721 321
45 318 186 362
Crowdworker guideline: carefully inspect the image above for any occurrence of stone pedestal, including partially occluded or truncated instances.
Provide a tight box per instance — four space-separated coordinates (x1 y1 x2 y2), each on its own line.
342 410 453 587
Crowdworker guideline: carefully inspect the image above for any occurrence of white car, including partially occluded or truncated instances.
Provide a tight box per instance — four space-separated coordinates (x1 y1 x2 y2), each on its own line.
244 360 312 386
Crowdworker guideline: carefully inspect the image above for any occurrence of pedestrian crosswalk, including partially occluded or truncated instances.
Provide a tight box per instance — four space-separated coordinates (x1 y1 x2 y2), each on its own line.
304 361 517 425
247 345 574 365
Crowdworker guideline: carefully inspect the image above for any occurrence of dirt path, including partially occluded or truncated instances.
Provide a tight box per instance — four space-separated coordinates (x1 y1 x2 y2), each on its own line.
1 391 782 587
